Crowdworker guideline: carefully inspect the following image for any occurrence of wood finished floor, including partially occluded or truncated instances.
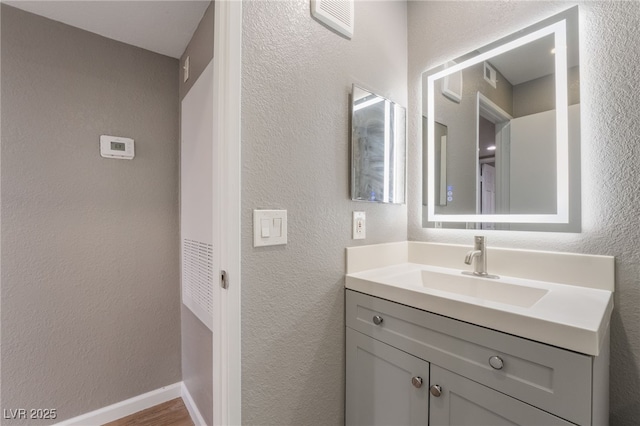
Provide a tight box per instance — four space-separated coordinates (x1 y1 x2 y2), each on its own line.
102 398 194 426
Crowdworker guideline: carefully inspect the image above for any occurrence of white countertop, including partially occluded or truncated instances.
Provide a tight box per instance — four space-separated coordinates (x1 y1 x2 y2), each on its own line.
346 262 613 356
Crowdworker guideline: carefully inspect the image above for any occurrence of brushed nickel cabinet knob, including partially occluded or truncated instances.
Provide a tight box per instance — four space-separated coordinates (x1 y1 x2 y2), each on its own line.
430 384 443 397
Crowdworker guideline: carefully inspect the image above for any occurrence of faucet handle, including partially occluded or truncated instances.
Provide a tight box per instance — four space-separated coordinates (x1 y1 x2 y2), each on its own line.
475 236 485 243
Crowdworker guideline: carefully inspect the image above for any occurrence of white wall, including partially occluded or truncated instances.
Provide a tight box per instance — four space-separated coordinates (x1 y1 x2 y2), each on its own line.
408 2 640 423
179 4 214 425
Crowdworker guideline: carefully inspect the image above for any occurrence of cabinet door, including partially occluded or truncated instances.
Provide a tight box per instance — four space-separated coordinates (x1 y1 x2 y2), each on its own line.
346 328 429 426
429 365 574 426
346 290 592 425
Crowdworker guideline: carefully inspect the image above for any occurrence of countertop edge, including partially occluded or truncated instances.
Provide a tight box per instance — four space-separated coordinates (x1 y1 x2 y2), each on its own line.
345 275 612 356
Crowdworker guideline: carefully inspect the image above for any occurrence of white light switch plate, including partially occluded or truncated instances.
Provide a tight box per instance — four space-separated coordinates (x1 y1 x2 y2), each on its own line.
253 209 287 247
353 211 366 239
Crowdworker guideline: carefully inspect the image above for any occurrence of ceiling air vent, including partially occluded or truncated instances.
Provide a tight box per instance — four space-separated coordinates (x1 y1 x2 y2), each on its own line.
311 0 354 39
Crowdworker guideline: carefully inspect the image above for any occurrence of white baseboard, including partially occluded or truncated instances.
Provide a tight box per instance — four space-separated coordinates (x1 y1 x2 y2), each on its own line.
181 383 208 426
55 382 182 426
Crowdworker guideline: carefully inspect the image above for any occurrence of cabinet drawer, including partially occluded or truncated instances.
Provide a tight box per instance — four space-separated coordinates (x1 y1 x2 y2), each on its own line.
346 290 592 425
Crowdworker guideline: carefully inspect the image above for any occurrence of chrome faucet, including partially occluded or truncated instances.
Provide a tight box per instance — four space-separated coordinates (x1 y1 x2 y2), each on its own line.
463 236 499 279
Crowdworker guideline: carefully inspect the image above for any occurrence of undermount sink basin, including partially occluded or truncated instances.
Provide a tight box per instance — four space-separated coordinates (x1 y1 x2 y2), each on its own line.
388 269 549 308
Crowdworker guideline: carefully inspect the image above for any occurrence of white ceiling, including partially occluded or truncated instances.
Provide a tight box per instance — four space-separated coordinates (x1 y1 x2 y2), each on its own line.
3 0 210 59
488 34 556 86
480 15 580 86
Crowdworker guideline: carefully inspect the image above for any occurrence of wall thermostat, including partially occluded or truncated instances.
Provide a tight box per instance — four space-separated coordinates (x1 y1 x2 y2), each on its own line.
100 135 134 160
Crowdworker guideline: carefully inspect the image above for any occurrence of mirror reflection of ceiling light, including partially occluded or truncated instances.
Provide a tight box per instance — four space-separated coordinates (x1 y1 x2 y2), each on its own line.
487 145 496 151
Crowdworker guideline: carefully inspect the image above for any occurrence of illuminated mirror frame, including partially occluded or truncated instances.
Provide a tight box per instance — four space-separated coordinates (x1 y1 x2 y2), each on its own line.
426 19 569 224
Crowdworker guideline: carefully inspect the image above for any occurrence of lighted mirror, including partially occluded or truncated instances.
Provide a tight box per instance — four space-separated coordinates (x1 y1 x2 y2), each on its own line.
352 85 406 204
422 7 580 231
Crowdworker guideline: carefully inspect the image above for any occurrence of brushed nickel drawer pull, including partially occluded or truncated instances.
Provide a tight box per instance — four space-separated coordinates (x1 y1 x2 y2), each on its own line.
489 356 504 370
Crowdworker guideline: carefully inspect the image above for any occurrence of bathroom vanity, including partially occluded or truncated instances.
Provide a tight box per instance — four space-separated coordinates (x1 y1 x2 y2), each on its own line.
344 242 613 426
346 6 609 425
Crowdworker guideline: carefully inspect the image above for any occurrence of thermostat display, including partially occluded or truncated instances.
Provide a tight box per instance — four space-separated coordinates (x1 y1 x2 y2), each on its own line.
100 135 134 159
111 141 126 151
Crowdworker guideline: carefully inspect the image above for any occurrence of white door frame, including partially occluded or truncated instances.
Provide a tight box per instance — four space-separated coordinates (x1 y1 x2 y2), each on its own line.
477 92 512 216
212 1 242 425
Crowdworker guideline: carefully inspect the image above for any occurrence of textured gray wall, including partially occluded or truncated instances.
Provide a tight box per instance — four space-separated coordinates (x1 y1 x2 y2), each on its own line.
179 2 214 424
1 5 180 424
241 1 407 424
408 1 640 424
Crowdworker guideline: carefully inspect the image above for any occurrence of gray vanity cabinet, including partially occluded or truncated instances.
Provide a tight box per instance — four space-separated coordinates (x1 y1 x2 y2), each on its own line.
429 365 573 425
345 289 608 426
346 328 429 425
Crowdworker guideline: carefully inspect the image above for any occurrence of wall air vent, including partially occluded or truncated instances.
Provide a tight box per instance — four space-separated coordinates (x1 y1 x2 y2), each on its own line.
311 0 354 39
182 239 214 331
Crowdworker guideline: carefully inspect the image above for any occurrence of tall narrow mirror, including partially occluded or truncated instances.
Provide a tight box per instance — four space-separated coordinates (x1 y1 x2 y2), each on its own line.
422 7 580 231
352 85 406 204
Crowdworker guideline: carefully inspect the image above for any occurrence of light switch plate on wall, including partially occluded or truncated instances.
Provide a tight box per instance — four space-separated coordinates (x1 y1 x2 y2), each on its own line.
253 209 287 247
